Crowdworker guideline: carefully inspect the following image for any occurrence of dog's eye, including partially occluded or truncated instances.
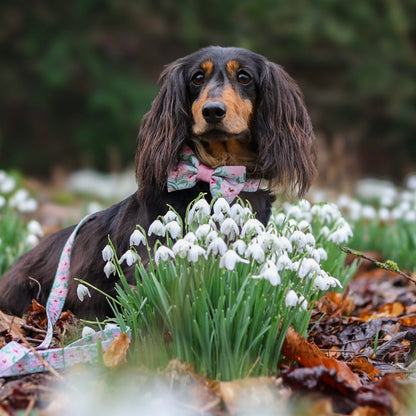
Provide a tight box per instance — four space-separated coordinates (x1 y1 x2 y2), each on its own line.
191 71 205 86
237 70 252 85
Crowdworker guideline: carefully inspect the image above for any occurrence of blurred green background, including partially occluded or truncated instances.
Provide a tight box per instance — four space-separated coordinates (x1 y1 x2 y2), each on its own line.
0 0 415 185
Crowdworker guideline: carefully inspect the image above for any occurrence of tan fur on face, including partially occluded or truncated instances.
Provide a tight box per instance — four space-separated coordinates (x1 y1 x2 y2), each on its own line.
192 84 253 136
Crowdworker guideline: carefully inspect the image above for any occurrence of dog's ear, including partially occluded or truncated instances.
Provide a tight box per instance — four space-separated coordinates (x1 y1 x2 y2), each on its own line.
135 59 190 193
255 62 316 197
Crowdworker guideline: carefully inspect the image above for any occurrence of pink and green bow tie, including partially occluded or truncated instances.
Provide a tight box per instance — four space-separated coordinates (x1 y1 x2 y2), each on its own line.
167 146 260 203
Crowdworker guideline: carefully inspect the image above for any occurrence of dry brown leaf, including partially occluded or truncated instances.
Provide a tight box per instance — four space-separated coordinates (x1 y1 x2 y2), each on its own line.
360 302 404 322
102 332 130 369
349 357 380 381
282 326 362 390
349 406 386 416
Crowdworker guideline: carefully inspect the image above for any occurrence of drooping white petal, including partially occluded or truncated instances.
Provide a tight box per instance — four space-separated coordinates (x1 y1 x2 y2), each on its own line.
148 220 166 236
104 261 116 278
77 284 91 302
154 246 175 264
285 290 299 307
219 250 249 271
102 244 114 262
130 229 146 246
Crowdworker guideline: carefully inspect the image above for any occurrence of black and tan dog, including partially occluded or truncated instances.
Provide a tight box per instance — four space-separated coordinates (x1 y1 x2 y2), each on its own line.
0 46 316 318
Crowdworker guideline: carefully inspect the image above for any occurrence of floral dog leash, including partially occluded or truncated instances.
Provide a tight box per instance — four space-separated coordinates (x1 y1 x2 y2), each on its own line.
0 214 127 377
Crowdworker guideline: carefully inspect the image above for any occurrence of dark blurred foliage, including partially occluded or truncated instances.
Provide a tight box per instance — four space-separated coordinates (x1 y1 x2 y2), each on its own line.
0 0 415 181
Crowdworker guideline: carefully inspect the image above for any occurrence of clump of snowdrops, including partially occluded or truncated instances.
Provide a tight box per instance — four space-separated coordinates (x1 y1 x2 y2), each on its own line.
95 195 356 380
335 174 416 271
0 170 43 276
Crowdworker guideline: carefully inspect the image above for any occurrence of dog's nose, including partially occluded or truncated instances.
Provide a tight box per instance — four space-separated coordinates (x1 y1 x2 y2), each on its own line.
202 101 226 124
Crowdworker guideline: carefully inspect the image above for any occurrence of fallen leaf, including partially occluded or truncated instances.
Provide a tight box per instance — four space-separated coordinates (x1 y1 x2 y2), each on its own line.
360 302 404 322
349 357 380 381
282 326 362 390
103 332 130 369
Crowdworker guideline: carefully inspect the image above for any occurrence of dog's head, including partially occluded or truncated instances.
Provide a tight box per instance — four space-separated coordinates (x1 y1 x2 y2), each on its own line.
136 46 316 196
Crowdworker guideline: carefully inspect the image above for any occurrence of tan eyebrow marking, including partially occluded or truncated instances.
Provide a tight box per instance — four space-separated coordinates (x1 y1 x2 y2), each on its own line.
201 60 213 76
226 60 240 77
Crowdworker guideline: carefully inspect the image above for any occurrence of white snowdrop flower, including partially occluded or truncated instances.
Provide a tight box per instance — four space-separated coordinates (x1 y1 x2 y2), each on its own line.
291 260 300 273
26 234 39 248
104 323 118 330
245 243 265 263
328 221 353 244
148 219 165 236
404 210 416 223
230 203 245 225
184 232 197 244
165 221 182 239
187 199 211 223
337 194 351 209
8 189 28 207
104 261 116 278
211 212 225 224
195 224 212 240
378 207 390 222
406 175 416 191
219 249 249 271
274 236 293 253
380 194 395 208
241 218 265 237
290 230 307 249
213 197 230 216
27 220 44 237
102 244 114 262
319 226 330 238
252 261 281 286
19 198 38 213
327 275 342 288
0 195 5 208
188 245 206 263
81 326 96 337
232 239 247 256
286 219 298 229
320 203 341 224
172 239 191 258
285 290 299 307
298 199 311 212
274 212 286 227
77 284 91 302
205 230 219 245
298 258 321 279
119 249 140 266
0 176 16 194
391 207 403 220
361 205 377 220
207 237 227 256
313 273 330 291
164 210 179 223
253 232 268 251
276 252 293 271
314 247 328 262
286 205 302 219
129 229 146 247
400 192 413 203
297 220 311 232
220 218 239 240
154 246 175 264
298 295 308 310
349 200 363 221
305 233 316 247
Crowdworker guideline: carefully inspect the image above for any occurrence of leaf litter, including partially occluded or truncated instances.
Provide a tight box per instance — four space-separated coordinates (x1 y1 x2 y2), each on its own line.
2 259 416 414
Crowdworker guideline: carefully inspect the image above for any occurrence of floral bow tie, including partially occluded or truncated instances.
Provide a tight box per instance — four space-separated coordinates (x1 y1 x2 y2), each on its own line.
167 146 260 203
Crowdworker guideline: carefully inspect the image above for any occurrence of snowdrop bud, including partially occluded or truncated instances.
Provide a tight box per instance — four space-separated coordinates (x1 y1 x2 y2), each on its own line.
172 239 191 258
276 252 293 271
26 234 39 248
313 274 330 291
154 246 175 264
77 284 91 302
148 220 165 236
207 237 227 256
27 220 44 237
102 244 114 262
165 221 182 239
188 245 206 262
119 249 140 266
220 218 239 240
205 230 219 245
245 243 265 263
361 205 377 220
241 219 265 237
188 199 211 223
196 224 212 240
82 326 96 337
130 229 146 246
213 197 230 216
230 203 244 224
104 261 116 278
232 239 247 256
219 250 249 271
285 290 299 307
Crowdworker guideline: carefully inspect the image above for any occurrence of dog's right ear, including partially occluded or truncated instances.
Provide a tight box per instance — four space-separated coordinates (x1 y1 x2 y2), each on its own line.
135 58 191 194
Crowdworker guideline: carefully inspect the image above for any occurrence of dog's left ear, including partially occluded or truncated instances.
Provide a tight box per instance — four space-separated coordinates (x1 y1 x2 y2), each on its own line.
255 61 316 196
135 58 190 194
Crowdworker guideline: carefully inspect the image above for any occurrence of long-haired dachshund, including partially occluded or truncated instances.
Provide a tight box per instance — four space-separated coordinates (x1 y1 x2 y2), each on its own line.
0 46 316 319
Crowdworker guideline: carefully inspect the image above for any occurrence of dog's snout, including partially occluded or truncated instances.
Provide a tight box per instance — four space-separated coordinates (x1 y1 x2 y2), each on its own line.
202 101 226 124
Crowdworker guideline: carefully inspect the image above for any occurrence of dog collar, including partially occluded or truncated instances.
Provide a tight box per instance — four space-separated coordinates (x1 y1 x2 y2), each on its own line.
167 146 260 203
